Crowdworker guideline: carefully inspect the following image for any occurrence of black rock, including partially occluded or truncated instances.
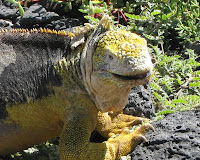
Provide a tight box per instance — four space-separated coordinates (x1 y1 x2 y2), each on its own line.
18 3 59 28
0 4 19 19
191 41 200 55
45 18 82 30
124 83 156 119
0 19 13 28
130 110 200 160
1 0 18 8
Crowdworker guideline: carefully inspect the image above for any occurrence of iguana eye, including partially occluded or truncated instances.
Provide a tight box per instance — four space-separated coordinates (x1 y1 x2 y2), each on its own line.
108 55 113 60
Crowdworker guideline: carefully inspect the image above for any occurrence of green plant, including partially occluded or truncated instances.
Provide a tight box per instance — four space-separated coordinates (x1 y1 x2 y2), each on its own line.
150 46 200 117
7 0 24 16
8 140 59 160
78 0 107 23
124 0 200 53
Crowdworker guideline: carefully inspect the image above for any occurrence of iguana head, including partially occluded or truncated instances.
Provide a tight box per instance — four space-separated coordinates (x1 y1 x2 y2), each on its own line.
81 17 152 112
93 30 151 86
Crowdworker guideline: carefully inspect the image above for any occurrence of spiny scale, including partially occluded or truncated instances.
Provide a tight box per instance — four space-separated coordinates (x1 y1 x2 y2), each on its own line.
0 28 74 37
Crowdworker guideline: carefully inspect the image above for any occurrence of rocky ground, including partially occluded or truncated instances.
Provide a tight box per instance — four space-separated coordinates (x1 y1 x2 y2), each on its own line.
0 1 199 160
131 110 200 160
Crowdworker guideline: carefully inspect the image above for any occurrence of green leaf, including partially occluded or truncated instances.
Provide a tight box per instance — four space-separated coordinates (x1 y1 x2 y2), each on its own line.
92 0 103 4
187 64 193 73
153 92 163 102
194 71 200 75
189 82 200 87
151 10 161 16
172 99 188 104
166 12 174 18
136 15 140 20
153 92 169 105
157 110 175 116
17 3 24 16
141 16 147 20
84 16 99 23
125 13 147 20
161 14 167 20
94 8 103 14
78 9 88 14
175 73 183 85
103 2 107 9
143 34 156 40
192 77 200 81
88 7 95 16
126 1 130 8
151 83 161 91
124 13 137 19
51 0 59 2
7 0 17 4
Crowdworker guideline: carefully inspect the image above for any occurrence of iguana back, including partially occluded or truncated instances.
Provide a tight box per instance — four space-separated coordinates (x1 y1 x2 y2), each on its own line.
0 29 71 119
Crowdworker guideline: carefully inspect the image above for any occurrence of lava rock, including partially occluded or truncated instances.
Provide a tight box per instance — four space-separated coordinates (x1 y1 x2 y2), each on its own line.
45 18 82 30
124 83 156 119
191 41 200 55
1 0 17 8
18 3 59 28
130 110 200 160
0 19 13 28
0 3 19 19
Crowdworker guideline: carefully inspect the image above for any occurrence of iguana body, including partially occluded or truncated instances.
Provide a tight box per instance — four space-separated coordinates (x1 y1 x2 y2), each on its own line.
0 17 153 159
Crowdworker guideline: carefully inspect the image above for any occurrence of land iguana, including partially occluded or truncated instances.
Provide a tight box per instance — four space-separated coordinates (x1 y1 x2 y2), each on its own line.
0 16 153 160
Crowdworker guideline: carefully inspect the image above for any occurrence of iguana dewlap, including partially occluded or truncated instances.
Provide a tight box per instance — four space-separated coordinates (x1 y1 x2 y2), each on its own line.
0 16 153 160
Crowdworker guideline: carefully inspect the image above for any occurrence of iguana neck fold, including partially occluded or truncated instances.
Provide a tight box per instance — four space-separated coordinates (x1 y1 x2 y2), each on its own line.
54 51 86 94
80 22 108 110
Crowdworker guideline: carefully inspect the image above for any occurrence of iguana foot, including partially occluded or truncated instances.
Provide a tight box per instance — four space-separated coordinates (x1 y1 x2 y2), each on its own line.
96 111 151 138
105 123 154 159
96 111 154 159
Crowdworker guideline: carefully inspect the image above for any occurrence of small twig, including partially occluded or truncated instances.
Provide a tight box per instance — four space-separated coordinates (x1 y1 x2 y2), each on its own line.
160 43 165 55
151 57 159 66
117 10 120 25
174 77 193 98
119 10 128 23
112 9 127 25
106 0 110 5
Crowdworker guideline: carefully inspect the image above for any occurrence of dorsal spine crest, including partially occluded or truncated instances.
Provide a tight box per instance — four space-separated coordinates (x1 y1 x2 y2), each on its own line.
0 28 74 37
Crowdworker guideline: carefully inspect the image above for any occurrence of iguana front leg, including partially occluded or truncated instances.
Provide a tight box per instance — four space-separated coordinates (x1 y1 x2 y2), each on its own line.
59 106 153 160
58 106 117 160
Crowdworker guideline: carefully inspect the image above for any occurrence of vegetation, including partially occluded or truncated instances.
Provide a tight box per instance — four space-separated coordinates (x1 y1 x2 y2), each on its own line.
4 0 200 159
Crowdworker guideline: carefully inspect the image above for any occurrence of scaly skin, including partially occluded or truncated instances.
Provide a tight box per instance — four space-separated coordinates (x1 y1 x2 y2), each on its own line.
0 16 153 159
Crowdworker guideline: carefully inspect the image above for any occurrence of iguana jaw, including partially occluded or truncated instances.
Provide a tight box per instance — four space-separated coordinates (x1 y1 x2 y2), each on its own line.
110 70 151 81
90 68 151 112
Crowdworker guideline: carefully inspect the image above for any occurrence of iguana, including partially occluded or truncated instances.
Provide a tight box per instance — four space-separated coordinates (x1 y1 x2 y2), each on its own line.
0 16 153 160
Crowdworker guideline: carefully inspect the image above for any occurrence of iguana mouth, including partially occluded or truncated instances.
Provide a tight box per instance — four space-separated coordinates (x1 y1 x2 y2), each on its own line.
112 71 151 80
